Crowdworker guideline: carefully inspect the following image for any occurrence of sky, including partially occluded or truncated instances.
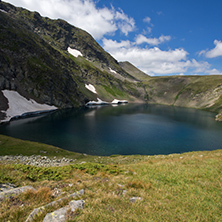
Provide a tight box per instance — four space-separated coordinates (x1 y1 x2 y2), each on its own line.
3 0 222 76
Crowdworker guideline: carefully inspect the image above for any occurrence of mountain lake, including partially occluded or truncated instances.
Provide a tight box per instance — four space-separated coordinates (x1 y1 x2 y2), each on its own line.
1 103 222 156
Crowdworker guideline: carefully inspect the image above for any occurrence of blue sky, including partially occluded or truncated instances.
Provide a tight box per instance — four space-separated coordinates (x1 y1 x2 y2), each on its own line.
4 0 222 76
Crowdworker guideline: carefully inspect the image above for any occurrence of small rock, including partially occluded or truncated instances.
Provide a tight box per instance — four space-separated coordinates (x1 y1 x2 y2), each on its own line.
0 185 35 201
129 197 142 203
43 206 68 222
0 183 17 192
43 200 84 222
52 188 63 198
122 190 127 196
69 199 85 211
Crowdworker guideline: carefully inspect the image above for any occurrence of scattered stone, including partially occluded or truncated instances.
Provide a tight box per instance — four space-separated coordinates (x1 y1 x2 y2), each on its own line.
52 188 64 198
43 200 85 222
25 189 84 222
80 161 86 164
43 206 68 222
0 155 75 167
122 190 127 196
129 197 142 203
0 183 17 192
0 185 35 201
69 199 85 211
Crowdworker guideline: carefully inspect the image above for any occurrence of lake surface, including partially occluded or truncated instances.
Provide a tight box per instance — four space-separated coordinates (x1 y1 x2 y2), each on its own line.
1 104 222 156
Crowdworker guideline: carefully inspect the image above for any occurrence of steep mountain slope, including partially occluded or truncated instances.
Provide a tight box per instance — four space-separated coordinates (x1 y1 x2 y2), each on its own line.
0 2 146 122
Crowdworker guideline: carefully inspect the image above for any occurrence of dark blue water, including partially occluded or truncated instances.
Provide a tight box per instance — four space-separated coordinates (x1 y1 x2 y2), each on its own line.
1 104 222 156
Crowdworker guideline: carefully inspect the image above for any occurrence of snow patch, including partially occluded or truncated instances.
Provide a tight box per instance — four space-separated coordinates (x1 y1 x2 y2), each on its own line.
109 67 117 74
111 99 128 104
85 84 97 94
86 98 109 106
85 98 128 106
1 90 57 122
0 9 8 13
67 47 83 57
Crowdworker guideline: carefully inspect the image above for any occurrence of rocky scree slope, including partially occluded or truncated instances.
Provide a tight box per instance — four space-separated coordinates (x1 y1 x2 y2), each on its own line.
0 2 147 122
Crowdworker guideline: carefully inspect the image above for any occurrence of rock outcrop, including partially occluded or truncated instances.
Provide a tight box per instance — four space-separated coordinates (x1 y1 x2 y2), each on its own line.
0 185 35 201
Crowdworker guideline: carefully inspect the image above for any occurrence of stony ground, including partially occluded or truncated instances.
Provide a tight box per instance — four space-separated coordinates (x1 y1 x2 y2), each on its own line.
0 155 76 167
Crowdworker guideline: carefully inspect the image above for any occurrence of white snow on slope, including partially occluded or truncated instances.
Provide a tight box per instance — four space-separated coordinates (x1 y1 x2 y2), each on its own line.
0 9 8 13
86 98 109 106
2 90 57 122
111 99 128 104
109 67 117 74
67 47 83 57
85 84 97 94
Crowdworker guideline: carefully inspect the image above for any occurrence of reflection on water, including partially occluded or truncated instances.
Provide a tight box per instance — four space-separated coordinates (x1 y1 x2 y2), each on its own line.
0 104 222 156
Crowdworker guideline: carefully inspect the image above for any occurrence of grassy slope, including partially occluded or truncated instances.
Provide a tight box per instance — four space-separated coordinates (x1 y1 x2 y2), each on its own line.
120 61 222 118
143 75 222 115
119 61 150 81
0 135 221 221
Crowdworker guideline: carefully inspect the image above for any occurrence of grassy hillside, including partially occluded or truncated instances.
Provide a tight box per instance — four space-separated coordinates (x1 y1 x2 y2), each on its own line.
0 135 222 221
119 61 150 81
144 75 222 114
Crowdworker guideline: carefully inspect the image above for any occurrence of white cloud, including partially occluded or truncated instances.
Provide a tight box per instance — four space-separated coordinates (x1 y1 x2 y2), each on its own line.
4 0 135 39
103 38 211 75
135 34 171 45
115 9 135 35
204 40 222 58
206 68 222 75
102 38 132 50
5 0 218 76
143 17 151 24
157 11 163 15
146 27 152 34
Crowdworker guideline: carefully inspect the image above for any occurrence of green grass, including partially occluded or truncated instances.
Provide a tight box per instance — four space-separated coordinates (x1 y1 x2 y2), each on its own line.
0 135 222 221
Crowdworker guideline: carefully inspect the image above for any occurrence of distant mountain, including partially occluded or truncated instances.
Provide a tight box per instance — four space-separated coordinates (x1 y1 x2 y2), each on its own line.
0 1 222 122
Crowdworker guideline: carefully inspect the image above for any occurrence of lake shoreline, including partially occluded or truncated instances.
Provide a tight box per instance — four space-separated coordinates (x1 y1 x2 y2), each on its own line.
1 104 222 156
